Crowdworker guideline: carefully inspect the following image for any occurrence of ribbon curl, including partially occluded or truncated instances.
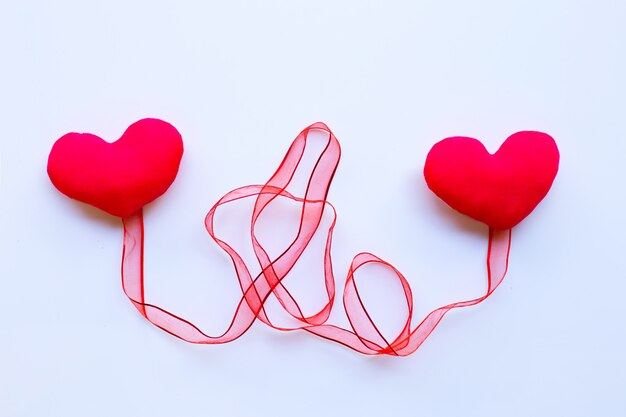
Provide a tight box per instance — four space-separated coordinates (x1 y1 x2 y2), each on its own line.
121 122 511 356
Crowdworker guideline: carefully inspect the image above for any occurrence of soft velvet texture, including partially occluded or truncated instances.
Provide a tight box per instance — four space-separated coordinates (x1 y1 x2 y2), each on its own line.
48 118 183 217
423 131 559 230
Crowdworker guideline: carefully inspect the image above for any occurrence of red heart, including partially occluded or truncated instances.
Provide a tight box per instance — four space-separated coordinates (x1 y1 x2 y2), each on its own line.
423 131 559 229
48 118 184 217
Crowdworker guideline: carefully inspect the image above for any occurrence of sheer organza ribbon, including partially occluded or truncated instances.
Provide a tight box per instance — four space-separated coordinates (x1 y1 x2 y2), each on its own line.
121 122 511 356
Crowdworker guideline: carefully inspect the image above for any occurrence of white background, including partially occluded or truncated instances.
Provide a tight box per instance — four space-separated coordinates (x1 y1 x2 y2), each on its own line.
1 1 625 416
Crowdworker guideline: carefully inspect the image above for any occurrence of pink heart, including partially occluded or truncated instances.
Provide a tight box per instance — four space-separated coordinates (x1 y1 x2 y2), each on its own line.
48 118 184 217
424 131 559 229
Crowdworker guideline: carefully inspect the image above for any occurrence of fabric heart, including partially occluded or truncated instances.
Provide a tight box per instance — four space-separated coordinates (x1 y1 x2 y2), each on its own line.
48 118 184 217
423 132 559 229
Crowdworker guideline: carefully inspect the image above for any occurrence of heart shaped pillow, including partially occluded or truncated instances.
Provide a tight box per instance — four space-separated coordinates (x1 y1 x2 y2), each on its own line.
423 131 559 229
48 118 184 217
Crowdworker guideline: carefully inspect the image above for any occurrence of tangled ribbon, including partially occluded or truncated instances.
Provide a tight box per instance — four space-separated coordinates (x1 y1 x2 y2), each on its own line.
121 122 511 356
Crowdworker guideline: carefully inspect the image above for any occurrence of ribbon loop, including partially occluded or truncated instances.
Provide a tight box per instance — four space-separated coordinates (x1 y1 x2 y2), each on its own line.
120 123 512 355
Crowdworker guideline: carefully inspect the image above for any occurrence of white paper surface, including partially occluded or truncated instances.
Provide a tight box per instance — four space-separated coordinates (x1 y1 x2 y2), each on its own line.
1 1 625 416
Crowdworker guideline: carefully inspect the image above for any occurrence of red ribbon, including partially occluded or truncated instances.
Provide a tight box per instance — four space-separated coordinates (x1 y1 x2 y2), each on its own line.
121 122 511 356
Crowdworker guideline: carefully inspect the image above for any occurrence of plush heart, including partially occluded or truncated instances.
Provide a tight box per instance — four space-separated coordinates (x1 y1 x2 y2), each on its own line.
423 132 559 229
48 118 184 217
